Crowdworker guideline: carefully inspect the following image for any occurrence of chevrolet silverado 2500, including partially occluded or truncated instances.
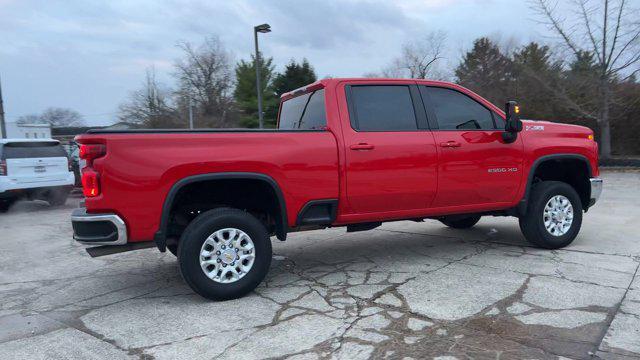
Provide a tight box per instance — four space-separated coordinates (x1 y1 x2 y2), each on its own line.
71 78 603 300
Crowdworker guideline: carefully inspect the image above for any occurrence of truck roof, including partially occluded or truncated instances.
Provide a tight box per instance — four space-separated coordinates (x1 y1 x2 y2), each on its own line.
280 77 459 100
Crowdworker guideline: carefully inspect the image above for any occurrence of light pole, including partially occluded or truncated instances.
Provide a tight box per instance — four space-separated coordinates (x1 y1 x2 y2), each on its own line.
254 23 271 129
0 75 6 139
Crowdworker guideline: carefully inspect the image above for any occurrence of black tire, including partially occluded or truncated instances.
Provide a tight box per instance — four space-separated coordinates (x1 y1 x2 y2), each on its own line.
519 181 583 249
47 188 70 207
167 244 178 257
439 215 481 229
0 199 15 213
178 207 272 301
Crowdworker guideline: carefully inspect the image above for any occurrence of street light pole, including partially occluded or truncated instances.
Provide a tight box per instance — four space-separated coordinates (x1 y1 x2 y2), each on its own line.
254 23 271 129
0 75 6 139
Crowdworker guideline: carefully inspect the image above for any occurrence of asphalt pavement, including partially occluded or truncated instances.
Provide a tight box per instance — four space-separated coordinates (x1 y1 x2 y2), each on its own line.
0 170 638 359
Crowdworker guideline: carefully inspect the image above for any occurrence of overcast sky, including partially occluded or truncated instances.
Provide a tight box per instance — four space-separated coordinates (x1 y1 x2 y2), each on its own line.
0 0 556 126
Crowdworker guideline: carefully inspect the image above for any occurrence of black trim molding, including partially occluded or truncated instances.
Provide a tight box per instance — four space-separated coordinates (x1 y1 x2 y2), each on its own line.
517 154 592 215
296 199 338 226
153 172 288 252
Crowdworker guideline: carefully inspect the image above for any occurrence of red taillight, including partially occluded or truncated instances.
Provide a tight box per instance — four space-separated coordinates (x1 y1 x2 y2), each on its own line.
82 169 100 197
0 160 6 176
79 144 106 161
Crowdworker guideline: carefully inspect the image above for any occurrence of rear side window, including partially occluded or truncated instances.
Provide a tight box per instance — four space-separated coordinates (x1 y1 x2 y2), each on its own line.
0 142 67 159
349 86 417 131
423 87 495 130
278 90 326 130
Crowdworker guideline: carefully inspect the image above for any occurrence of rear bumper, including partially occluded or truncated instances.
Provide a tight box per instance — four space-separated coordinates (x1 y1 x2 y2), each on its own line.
589 178 603 206
71 208 127 245
0 172 75 194
0 184 73 200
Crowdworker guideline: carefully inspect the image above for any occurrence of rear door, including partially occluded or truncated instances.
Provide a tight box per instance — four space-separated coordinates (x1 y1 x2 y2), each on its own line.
420 86 523 207
2 141 70 184
341 83 438 213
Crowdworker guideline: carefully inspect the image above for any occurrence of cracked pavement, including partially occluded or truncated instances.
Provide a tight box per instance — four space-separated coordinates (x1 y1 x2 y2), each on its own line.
1 170 639 359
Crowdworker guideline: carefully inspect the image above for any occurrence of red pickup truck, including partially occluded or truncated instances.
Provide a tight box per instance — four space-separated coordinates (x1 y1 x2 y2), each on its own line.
72 78 602 300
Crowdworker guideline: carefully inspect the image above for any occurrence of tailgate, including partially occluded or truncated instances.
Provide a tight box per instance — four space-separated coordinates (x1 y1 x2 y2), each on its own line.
6 157 69 183
1 140 70 184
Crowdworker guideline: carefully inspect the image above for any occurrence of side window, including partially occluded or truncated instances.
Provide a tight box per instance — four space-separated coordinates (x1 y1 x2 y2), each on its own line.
424 87 496 130
278 90 326 130
298 90 326 130
349 85 417 131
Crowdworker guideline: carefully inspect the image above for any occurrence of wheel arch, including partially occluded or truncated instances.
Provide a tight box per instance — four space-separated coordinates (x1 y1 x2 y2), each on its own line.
518 154 592 215
154 172 288 252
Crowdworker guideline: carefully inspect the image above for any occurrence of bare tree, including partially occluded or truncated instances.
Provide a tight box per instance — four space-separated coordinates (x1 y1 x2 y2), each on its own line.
174 36 234 128
119 68 179 128
383 31 448 79
532 0 640 159
18 108 85 127
16 114 41 125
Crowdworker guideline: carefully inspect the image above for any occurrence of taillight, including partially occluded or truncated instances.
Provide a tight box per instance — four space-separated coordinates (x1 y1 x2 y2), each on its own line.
82 169 100 197
79 144 106 161
0 160 6 176
68 158 73 171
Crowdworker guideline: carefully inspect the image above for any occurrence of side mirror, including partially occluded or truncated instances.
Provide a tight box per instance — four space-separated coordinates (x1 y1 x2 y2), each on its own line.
502 101 522 143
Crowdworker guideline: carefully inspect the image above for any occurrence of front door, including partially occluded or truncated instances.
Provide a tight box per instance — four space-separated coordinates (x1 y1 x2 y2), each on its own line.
420 86 523 208
342 84 438 213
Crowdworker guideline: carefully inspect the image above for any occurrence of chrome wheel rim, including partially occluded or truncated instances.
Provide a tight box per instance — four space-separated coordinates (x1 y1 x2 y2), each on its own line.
543 195 574 236
200 228 255 284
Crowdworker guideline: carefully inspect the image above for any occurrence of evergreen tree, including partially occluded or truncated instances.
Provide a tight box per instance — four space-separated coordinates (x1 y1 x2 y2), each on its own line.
234 53 278 128
455 37 514 106
272 59 317 97
562 51 600 120
511 42 563 119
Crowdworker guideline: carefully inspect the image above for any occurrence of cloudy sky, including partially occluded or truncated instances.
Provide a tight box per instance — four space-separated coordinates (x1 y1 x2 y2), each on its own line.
0 0 555 126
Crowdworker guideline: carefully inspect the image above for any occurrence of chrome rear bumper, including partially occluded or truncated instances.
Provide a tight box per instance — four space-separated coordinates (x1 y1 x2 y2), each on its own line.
71 208 128 245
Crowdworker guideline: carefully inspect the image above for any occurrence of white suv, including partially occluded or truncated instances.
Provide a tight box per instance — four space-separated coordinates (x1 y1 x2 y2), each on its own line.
0 139 75 212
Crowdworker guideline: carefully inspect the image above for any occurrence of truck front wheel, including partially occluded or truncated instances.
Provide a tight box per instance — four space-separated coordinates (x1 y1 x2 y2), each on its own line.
177 207 272 301
519 181 583 249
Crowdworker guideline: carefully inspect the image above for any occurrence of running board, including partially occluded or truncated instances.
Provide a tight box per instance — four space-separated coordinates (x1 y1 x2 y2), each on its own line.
86 242 156 257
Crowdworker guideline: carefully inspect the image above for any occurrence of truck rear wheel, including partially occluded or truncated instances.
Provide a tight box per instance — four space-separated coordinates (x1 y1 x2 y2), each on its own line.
519 181 583 249
177 207 272 301
439 215 481 229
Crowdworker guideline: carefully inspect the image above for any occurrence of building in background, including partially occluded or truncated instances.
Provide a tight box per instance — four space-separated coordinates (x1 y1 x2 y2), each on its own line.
4 122 52 139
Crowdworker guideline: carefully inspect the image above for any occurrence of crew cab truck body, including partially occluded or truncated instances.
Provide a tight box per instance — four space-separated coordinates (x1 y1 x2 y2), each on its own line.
72 78 602 300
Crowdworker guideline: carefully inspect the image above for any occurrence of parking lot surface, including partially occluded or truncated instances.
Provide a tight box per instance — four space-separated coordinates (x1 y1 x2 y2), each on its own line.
0 170 639 360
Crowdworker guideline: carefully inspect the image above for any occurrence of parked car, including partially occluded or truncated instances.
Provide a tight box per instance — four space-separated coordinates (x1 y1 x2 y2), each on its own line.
0 139 75 211
71 78 602 300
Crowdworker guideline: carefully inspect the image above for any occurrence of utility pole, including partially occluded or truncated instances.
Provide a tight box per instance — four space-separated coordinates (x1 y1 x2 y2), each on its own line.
188 98 194 129
0 75 6 139
254 24 271 129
